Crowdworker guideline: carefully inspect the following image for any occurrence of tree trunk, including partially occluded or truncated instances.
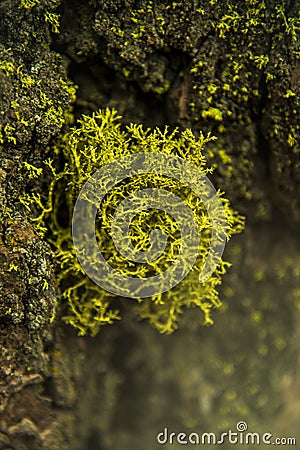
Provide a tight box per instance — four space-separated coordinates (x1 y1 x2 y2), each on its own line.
1 1 299 449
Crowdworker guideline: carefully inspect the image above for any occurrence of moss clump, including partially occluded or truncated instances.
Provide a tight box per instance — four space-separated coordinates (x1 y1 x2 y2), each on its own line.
27 108 244 336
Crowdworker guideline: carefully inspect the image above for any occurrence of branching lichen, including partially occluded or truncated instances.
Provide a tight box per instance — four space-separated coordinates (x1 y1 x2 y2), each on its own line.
25 108 244 336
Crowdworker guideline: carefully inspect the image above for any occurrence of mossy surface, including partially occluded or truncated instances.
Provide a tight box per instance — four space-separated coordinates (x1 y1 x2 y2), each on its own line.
0 0 76 205
1 0 299 449
58 0 300 221
0 0 76 330
0 1 77 448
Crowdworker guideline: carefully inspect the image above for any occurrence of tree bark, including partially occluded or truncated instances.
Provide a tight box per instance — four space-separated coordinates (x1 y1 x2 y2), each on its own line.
1 1 300 449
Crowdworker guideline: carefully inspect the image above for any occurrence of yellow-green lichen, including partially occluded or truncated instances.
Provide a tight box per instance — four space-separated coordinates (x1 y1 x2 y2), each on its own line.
26 108 244 336
44 11 60 33
19 0 40 8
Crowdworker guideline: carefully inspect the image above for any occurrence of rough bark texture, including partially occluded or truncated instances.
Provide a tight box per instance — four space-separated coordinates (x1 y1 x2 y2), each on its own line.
1 1 300 449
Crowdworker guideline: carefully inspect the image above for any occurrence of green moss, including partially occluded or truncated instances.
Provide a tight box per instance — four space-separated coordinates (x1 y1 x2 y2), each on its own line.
0 60 15 76
44 11 60 33
18 0 61 32
0 45 76 150
26 108 244 336
61 0 298 221
185 0 300 220
201 108 223 122
19 0 40 8
155 80 171 95
0 216 56 331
